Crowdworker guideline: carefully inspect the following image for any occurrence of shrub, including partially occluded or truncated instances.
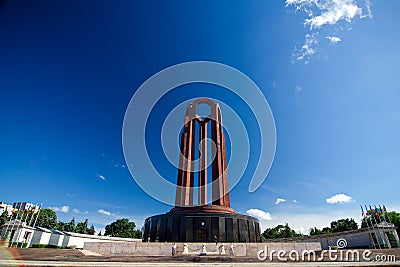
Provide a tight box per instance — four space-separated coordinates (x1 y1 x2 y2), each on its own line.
32 243 47 248
31 243 65 249
11 242 27 248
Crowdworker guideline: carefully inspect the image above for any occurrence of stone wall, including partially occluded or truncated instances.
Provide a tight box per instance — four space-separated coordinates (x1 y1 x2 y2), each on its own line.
267 227 399 250
83 241 322 257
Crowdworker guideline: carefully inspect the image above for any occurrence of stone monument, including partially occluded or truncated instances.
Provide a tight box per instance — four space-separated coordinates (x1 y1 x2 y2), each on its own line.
143 98 261 242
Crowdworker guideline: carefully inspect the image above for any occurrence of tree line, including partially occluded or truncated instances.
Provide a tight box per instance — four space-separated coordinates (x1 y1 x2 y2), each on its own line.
262 211 400 240
0 208 142 239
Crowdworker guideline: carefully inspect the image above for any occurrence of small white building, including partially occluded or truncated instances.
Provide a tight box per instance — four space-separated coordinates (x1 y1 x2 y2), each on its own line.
29 226 52 246
0 220 35 247
48 229 65 247
1 223 141 249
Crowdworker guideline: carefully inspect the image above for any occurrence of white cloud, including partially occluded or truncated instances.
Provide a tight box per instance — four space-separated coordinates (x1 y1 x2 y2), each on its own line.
304 1 362 30
275 198 287 205
295 33 318 63
49 205 69 213
98 209 115 216
246 208 272 221
297 226 307 235
295 85 302 92
97 174 106 180
72 208 88 214
293 200 299 203
326 193 355 204
326 36 342 43
286 0 372 62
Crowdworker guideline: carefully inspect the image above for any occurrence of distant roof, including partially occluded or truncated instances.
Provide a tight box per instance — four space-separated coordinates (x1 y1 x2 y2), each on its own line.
63 231 141 242
35 226 52 233
30 226 140 242
49 229 64 235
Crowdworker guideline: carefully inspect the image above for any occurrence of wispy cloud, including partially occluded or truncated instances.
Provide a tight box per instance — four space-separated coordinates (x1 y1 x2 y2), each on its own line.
112 163 126 169
97 174 106 180
262 185 279 194
49 205 69 213
326 193 355 204
293 200 299 203
326 36 342 44
98 209 115 216
295 85 302 92
295 33 318 64
73 208 88 214
246 208 272 221
286 0 372 62
275 198 287 205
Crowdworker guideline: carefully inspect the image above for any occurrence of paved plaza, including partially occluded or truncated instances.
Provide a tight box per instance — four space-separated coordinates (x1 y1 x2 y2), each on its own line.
0 259 400 266
0 247 399 267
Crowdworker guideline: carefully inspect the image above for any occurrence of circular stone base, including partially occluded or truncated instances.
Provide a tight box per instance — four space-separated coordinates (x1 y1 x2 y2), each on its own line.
143 209 261 243
170 205 236 214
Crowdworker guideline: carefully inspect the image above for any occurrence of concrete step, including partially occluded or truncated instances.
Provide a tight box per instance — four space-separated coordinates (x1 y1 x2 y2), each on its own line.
79 249 103 256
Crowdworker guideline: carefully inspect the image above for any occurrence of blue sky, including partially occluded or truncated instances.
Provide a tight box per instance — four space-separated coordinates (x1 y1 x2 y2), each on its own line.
1 0 399 234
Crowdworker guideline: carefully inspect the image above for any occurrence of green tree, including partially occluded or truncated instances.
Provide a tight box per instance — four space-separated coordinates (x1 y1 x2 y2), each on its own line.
36 208 57 229
88 224 95 235
386 211 400 237
104 218 141 238
0 211 10 228
132 229 142 239
65 217 76 232
309 226 332 235
76 219 89 234
56 221 68 231
330 218 358 233
310 218 357 236
262 223 302 239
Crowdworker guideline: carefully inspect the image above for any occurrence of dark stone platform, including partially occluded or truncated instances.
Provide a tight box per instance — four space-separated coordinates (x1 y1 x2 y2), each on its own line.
143 209 261 243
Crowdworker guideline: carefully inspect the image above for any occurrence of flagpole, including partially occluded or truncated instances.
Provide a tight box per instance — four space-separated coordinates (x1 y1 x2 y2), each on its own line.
32 204 42 228
381 205 397 248
375 205 390 248
382 205 393 225
2 205 19 242
376 205 388 226
7 204 23 247
365 205 382 249
15 207 31 248
27 203 38 227
369 205 385 249
12 206 27 248
361 205 376 249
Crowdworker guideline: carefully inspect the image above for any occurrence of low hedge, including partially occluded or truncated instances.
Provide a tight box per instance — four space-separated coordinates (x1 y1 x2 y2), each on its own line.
31 243 65 249
10 242 28 248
